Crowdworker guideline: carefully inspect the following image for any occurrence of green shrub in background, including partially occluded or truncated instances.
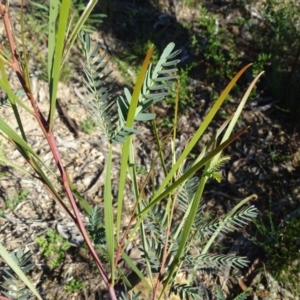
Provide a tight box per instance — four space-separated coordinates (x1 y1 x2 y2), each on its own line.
0 1 263 299
197 5 242 82
185 0 300 116
65 278 84 294
255 211 300 296
80 116 97 134
166 63 195 110
251 0 300 116
4 189 29 212
35 230 71 269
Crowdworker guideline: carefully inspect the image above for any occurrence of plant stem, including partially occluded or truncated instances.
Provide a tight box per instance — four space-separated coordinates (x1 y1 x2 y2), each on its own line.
0 5 117 299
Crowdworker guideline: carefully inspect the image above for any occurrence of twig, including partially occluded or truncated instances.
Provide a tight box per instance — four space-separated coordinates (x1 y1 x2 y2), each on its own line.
0 4 117 299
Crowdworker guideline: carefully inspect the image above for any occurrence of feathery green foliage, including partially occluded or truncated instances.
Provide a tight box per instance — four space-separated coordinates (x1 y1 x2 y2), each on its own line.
80 31 137 144
1 249 34 300
119 291 141 300
35 230 70 269
234 288 253 300
215 284 252 300
170 283 202 299
197 205 258 237
65 278 84 293
204 155 230 183
80 31 180 144
186 253 249 270
88 206 106 245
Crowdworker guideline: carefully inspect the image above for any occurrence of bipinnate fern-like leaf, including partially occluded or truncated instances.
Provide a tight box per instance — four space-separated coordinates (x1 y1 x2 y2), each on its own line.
119 291 141 300
176 175 199 213
233 288 252 300
139 234 179 274
88 206 106 245
141 237 163 272
123 42 180 122
215 285 252 300
141 200 181 271
196 205 258 237
204 155 230 183
80 31 180 144
215 285 226 300
80 31 130 144
142 200 168 237
170 283 202 300
174 163 213 232
1 249 34 300
186 253 248 270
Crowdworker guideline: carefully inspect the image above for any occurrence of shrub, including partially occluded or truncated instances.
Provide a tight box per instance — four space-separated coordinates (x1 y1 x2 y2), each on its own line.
0 1 262 299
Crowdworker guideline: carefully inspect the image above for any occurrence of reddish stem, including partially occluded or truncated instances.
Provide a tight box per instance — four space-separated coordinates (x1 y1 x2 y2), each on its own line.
0 3 117 299
0 296 12 300
153 182 179 299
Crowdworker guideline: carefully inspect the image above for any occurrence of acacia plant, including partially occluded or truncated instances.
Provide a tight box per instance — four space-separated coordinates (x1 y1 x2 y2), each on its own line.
0 0 263 299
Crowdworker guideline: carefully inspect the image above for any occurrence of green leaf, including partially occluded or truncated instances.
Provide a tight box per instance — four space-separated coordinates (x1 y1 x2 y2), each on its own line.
201 194 257 255
151 64 252 209
211 71 265 165
134 112 156 121
215 285 226 300
121 251 151 291
0 244 42 300
104 144 115 282
233 287 252 300
0 118 34 159
0 79 33 114
194 253 249 269
115 45 154 245
47 0 59 81
48 0 71 130
138 127 249 218
62 0 99 66
199 206 258 236
80 31 136 144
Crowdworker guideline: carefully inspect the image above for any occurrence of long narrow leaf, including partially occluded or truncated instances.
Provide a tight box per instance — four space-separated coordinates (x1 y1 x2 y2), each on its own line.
213 71 265 164
0 119 73 218
0 243 42 300
0 62 28 142
0 118 35 159
138 127 249 218
0 156 32 176
151 64 252 203
48 0 71 129
166 72 262 287
121 251 151 290
47 0 59 81
104 144 115 282
0 80 33 114
124 126 249 257
62 0 99 66
115 46 154 244
135 127 249 296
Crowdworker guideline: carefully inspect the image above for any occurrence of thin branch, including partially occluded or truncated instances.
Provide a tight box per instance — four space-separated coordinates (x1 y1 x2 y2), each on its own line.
0 4 117 299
